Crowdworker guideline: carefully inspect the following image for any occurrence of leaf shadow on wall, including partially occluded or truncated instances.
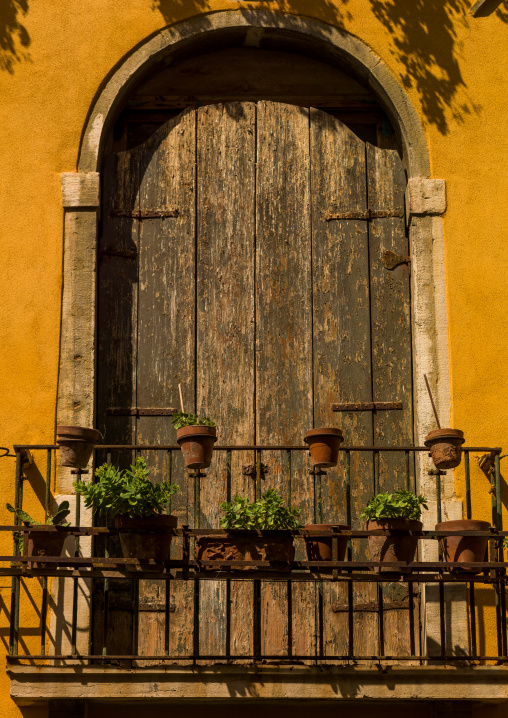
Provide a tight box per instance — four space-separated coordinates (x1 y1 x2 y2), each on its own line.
153 0 508 135
0 0 30 73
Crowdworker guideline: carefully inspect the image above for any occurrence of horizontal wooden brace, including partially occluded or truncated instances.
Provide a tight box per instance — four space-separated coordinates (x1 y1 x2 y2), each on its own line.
110 209 179 219
325 209 404 221
332 402 403 412
107 408 177 416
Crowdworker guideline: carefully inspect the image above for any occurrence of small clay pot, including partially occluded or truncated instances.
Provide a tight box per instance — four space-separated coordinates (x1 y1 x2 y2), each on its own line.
56 426 101 468
177 425 217 469
304 524 350 566
436 519 490 573
115 514 177 569
195 533 295 572
26 525 68 569
304 428 344 468
367 518 422 572
425 428 464 470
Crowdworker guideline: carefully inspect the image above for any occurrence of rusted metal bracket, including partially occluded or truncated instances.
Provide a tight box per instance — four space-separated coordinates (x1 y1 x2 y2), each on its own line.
382 250 411 270
332 601 411 613
110 209 179 219
325 209 404 222
309 467 327 477
332 402 403 412
107 408 177 417
243 463 269 478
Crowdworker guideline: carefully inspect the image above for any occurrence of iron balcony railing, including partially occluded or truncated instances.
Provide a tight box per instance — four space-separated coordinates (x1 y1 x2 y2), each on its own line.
1 442 506 666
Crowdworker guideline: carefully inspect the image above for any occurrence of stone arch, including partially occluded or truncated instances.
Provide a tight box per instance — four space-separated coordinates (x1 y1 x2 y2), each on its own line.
59 9 450 481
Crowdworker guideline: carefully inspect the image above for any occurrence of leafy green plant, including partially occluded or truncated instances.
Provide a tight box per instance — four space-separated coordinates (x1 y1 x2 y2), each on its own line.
360 489 428 522
6 501 71 553
220 489 302 530
74 457 178 519
171 412 215 430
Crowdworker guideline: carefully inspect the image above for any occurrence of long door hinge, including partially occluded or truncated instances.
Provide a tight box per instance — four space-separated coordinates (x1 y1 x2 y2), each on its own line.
110 209 179 219
107 408 177 417
332 402 403 412
325 209 404 221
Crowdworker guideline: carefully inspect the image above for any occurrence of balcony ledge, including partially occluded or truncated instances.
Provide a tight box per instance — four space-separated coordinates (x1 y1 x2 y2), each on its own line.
8 664 508 705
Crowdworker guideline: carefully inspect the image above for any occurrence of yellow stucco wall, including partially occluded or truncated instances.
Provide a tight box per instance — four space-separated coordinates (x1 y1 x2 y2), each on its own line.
0 1 507 716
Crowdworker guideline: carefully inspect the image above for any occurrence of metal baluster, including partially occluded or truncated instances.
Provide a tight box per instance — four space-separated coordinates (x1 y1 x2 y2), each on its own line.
346 451 354 660
71 480 81 657
226 450 232 660
193 468 200 664
286 450 293 659
9 449 23 656
439 579 446 658
377 584 385 658
40 449 52 655
469 581 477 658
491 456 503 656
465 451 472 519
254 448 262 660
164 449 173 658
374 449 380 494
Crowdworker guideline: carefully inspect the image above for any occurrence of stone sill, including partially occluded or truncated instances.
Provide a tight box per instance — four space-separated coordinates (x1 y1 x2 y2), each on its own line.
8 664 508 705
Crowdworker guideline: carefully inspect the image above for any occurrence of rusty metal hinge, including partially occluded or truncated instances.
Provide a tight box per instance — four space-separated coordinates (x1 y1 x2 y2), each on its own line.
332 402 403 412
110 209 179 219
107 408 177 417
332 601 412 613
325 209 404 222
382 250 411 270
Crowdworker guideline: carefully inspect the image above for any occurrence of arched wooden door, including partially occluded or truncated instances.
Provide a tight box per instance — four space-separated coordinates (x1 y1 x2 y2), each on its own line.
96 101 414 661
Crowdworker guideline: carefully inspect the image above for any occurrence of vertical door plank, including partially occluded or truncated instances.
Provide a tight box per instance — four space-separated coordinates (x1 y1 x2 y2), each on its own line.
135 110 197 664
256 101 314 659
310 107 377 661
196 102 256 659
367 141 413 660
95 148 140 657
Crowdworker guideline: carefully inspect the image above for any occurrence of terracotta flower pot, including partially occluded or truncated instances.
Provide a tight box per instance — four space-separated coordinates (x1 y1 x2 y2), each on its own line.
26 525 68 569
436 519 490 573
304 524 350 568
304 428 344 469
114 514 177 569
56 426 101 468
195 532 295 572
425 428 465 470
367 518 422 572
177 425 217 469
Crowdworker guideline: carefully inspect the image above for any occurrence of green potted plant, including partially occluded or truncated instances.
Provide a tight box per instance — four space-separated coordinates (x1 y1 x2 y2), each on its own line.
74 457 179 565
304 427 344 468
196 489 302 571
361 489 428 571
6 500 71 567
56 425 101 468
171 412 217 469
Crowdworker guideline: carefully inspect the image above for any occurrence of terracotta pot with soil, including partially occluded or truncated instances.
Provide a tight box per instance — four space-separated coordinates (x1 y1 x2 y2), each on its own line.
304 524 350 567
26 525 68 569
304 428 344 469
425 428 465 470
57 426 101 468
367 518 422 572
195 532 295 571
177 425 217 469
115 514 177 568
436 519 490 573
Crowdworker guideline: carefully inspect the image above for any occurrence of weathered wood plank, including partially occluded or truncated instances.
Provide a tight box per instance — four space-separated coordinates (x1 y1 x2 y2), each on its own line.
135 110 197 664
310 108 375 660
196 102 256 659
367 140 414 660
95 147 141 657
256 101 314 659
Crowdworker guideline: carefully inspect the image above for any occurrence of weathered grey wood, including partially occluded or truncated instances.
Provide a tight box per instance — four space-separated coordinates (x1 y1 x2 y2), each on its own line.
309 107 377 660
256 101 314 658
135 110 197 664
367 141 415 660
95 147 140 657
196 102 256 659
367 141 413 488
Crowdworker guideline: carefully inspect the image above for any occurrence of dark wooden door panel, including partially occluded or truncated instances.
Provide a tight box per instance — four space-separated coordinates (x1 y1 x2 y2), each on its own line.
96 100 414 664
